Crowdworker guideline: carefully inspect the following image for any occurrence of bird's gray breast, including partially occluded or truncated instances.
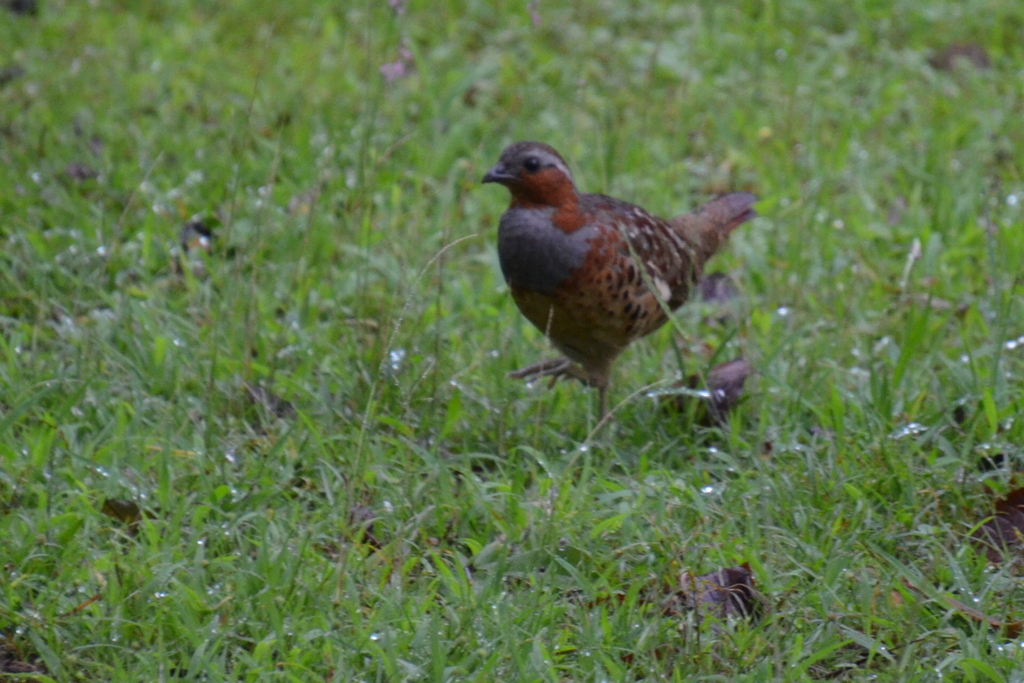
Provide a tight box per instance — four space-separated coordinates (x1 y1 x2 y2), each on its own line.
497 207 596 294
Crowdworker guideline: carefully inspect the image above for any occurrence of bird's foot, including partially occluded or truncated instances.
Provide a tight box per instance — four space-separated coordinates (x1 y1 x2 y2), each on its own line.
508 357 588 386
509 358 609 418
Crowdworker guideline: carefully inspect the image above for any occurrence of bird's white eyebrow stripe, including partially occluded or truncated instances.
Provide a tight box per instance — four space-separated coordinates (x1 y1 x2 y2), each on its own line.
536 150 573 182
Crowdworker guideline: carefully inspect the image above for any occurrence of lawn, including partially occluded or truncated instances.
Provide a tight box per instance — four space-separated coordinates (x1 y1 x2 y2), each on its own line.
2 0 1024 680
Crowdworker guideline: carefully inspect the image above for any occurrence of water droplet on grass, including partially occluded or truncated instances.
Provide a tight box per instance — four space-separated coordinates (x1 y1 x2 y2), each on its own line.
890 422 926 439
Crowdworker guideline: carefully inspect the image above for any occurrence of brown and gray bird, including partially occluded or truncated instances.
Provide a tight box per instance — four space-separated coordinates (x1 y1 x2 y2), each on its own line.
483 141 756 417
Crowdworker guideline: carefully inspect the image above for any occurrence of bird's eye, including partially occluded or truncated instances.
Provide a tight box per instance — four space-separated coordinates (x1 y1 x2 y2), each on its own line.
523 157 541 173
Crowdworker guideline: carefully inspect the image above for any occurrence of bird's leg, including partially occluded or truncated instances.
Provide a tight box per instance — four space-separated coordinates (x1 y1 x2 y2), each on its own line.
598 385 607 419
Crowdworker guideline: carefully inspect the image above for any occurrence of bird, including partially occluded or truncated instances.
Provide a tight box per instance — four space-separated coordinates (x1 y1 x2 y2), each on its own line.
482 141 757 418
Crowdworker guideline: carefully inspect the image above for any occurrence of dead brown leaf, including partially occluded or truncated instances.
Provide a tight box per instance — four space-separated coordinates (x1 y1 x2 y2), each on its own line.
661 357 753 425
706 358 752 421
0 65 25 88
3 0 38 17
101 497 141 529
0 640 44 676
350 504 382 548
929 43 991 71
972 487 1024 564
679 563 761 623
65 161 98 181
244 382 296 420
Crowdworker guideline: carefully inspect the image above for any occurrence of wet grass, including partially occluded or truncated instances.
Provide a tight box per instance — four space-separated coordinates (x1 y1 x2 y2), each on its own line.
2 0 1024 680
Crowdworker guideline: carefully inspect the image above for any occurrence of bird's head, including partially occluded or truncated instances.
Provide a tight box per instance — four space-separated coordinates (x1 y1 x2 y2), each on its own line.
482 141 577 209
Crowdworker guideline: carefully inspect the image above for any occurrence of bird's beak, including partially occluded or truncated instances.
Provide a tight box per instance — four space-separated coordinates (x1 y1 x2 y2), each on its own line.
482 163 517 185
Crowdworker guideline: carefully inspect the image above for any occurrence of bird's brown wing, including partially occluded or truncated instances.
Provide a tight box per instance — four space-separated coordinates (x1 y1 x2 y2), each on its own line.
582 194 702 312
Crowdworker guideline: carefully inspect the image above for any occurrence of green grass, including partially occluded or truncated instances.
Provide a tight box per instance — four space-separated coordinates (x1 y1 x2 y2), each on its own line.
2 0 1024 680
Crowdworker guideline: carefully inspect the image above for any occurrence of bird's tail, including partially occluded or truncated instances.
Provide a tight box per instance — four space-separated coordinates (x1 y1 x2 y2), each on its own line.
669 192 757 267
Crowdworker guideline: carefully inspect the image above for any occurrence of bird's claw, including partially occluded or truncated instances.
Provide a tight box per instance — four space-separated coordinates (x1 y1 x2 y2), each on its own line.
508 357 586 387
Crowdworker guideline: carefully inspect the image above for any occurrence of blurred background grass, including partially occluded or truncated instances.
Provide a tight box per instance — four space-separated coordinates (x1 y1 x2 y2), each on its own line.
2 0 1024 680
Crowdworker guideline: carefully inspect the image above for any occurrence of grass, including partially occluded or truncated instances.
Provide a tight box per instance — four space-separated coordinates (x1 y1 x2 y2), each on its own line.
2 0 1024 680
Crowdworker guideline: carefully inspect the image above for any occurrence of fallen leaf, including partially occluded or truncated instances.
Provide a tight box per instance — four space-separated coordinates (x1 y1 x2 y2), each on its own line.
65 161 98 181
659 357 753 424
972 487 1024 564
101 498 143 536
349 504 379 544
706 358 753 421
679 563 761 623
0 65 25 88
3 0 38 17
928 43 990 71
244 382 296 420
977 452 1006 472
101 497 141 526
0 641 43 675
952 404 968 426
808 425 835 440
